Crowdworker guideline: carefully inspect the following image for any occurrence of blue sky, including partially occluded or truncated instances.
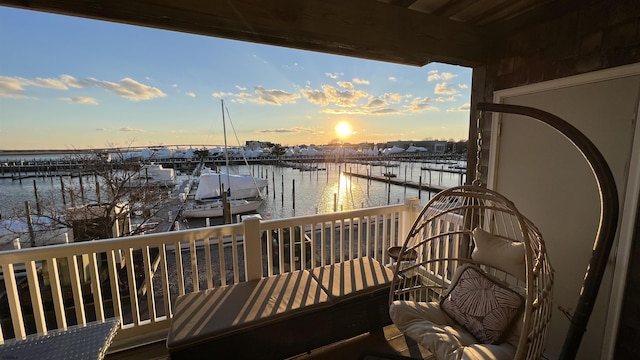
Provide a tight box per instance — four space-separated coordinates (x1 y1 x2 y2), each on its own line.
0 7 472 150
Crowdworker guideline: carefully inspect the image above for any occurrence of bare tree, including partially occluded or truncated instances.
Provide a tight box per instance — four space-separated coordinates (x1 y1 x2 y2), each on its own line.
2 145 181 246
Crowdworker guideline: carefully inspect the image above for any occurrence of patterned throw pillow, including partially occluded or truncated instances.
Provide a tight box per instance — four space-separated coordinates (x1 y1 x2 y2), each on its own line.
440 265 524 344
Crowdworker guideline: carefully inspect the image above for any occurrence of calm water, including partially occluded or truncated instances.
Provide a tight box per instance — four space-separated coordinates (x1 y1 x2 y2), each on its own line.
0 159 466 222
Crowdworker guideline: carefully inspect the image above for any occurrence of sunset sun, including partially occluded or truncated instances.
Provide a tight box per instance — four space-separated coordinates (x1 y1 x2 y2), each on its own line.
335 121 353 139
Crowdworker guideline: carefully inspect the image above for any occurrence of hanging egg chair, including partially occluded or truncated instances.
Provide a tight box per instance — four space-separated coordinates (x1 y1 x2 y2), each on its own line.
388 103 618 360
389 185 553 360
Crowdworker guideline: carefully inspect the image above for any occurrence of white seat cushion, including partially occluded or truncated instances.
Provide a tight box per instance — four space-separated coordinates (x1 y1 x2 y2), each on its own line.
390 300 517 360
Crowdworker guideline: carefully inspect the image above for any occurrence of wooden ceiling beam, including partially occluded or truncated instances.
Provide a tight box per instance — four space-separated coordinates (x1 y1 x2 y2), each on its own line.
0 0 490 67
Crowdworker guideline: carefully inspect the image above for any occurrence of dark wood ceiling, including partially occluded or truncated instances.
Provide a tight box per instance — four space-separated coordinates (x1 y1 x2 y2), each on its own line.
0 0 570 67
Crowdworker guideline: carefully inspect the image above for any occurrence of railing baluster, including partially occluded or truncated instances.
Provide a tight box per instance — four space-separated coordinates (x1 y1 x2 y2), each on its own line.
365 215 372 258
87 253 105 322
381 213 388 263
310 223 317 268
320 222 326 266
67 255 86 325
142 246 156 321
330 220 336 264
299 226 306 270
218 235 226 286
190 240 198 293
266 228 274 276
26 260 46 334
389 212 395 262
158 244 171 318
174 241 185 295
232 234 240 283
288 226 295 272
204 236 213 288
3 264 26 339
46 258 67 330
276 229 284 274
123 249 140 325
374 215 380 261
337 219 343 262
348 218 354 260
106 250 122 323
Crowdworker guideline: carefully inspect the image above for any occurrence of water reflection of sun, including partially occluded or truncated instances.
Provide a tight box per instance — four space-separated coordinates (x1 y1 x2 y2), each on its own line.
319 172 369 213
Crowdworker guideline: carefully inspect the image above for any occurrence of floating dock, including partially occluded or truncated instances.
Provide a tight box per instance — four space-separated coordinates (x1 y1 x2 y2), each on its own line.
343 171 451 193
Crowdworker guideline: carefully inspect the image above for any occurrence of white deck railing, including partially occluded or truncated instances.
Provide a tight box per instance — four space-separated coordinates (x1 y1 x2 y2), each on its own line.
0 198 422 351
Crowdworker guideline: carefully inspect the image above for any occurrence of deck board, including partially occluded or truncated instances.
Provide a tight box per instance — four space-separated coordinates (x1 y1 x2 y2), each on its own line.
105 323 433 360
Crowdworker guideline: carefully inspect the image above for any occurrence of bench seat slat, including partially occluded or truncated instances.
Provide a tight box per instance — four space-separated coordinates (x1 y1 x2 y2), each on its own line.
166 270 329 351
166 257 395 359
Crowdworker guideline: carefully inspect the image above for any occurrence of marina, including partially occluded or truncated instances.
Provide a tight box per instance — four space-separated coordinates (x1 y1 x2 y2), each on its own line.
0 155 467 243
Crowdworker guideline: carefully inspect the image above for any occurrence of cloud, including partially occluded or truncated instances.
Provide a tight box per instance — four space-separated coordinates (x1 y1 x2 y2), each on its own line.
33 77 68 89
441 72 456 80
446 103 471 112
0 76 29 98
353 78 369 85
186 92 196 97
120 127 144 132
434 82 458 95
300 88 329 106
409 97 438 112
59 75 85 88
251 86 300 105
256 127 324 135
0 75 166 101
212 91 235 98
235 85 247 91
364 92 402 109
94 77 166 101
369 108 402 115
325 72 340 79
61 96 98 104
320 85 368 107
383 93 403 103
427 72 440 82
365 98 386 109
388 76 397 81
96 128 107 131
321 107 402 115
427 70 457 82
337 81 354 90
435 96 456 102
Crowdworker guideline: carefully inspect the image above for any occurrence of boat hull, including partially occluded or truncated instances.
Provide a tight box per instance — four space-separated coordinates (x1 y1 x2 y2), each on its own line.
182 199 263 218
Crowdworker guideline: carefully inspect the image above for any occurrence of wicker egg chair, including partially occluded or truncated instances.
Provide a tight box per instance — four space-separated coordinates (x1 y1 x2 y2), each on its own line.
388 185 553 360
389 102 619 360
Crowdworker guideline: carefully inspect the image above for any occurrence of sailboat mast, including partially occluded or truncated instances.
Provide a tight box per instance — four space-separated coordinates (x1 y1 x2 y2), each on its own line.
221 99 231 189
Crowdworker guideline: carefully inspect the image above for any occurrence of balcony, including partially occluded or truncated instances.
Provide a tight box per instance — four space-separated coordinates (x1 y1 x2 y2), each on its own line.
0 198 434 359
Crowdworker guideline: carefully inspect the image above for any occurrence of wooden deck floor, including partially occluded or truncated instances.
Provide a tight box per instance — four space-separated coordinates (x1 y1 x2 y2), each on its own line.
105 323 433 360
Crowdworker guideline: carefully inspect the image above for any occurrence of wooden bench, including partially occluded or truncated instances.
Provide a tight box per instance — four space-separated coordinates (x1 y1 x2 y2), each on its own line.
166 257 394 359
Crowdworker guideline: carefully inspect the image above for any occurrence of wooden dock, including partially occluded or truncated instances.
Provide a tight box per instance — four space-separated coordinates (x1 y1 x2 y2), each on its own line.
343 171 450 193
146 179 192 233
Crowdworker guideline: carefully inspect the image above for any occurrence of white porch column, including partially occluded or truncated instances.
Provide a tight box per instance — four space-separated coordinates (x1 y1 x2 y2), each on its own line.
243 217 263 281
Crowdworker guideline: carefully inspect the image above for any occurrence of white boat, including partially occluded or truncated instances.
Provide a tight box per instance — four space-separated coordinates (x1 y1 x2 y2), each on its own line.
194 169 267 201
182 99 265 219
181 198 263 218
128 164 177 187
